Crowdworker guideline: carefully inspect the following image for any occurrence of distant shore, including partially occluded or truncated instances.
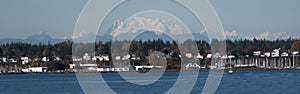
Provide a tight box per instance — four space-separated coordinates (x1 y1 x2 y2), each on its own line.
229 67 300 71
1 67 300 75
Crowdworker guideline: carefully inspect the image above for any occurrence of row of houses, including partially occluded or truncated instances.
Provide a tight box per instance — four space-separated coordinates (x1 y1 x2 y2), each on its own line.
1 48 299 73
73 52 204 62
73 53 145 62
0 52 204 65
0 56 61 64
73 53 110 62
207 48 299 69
73 48 299 69
252 48 298 58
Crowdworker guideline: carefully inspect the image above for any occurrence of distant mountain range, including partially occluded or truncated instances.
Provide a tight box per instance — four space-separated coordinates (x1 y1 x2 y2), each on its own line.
1 31 299 45
1 16 298 44
98 17 210 43
224 31 300 41
0 31 209 44
0 32 66 44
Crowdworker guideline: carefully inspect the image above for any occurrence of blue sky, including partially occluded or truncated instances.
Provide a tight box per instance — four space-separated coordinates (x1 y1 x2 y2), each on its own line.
211 0 300 36
0 0 299 39
0 0 86 39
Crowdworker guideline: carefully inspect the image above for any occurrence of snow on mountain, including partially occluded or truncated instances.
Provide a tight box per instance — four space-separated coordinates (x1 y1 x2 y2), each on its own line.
223 30 242 40
224 30 300 40
110 17 191 37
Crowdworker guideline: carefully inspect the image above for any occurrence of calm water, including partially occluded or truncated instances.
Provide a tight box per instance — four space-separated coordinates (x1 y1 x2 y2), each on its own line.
0 70 300 94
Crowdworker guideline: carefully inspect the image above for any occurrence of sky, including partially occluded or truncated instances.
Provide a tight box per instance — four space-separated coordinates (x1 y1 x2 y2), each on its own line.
211 0 300 37
0 0 299 39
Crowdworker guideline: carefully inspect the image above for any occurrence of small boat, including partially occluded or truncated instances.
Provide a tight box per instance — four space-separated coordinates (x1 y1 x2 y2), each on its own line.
228 69 233 73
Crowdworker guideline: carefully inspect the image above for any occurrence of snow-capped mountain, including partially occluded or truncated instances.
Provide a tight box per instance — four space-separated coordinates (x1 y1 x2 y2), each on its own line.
224 30 300 40
2 16 298 44
111 17 195 36
251 32 300 40
109 17 209 42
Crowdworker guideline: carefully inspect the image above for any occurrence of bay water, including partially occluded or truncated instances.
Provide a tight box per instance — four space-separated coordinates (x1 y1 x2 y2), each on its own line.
0 70 299 94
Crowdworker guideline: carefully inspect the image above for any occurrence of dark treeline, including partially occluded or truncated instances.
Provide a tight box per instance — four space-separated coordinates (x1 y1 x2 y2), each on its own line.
0 38 300 70
0 41 72 71
227 38 300 56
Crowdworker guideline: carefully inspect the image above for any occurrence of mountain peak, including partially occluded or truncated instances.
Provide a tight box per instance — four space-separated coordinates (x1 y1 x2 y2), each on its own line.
26 32 52 40
110 16 191 37
24 32 65 44
224 31 300 40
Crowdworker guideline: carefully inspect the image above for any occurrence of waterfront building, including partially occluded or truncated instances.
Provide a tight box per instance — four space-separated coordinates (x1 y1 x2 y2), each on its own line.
185 63 201 69
21 57 29 65
83 53 91 61
22 67 48 72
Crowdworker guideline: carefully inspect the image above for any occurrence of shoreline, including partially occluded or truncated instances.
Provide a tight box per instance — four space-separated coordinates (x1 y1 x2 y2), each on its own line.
1 67 300 75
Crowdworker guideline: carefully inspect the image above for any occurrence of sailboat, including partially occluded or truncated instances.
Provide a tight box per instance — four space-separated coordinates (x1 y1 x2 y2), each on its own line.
228 55 234 73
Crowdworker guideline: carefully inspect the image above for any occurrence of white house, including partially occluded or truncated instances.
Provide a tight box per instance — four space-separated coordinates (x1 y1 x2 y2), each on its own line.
83 53 91 61
42 57 50 62
9 59 17 63
271 48 280 57
195 53 204 59
185 53 193 58
53 56 61 61
281 52 289 57
206 54 212 59
21 57 29 64
253 51 261 56
1 57 7 62
115 56 121 60
264 52 271 57
185 63 201 69
228 55 235 59
69 64 76 69
98 57 104 61
122 54 131 60
102 55 110 61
